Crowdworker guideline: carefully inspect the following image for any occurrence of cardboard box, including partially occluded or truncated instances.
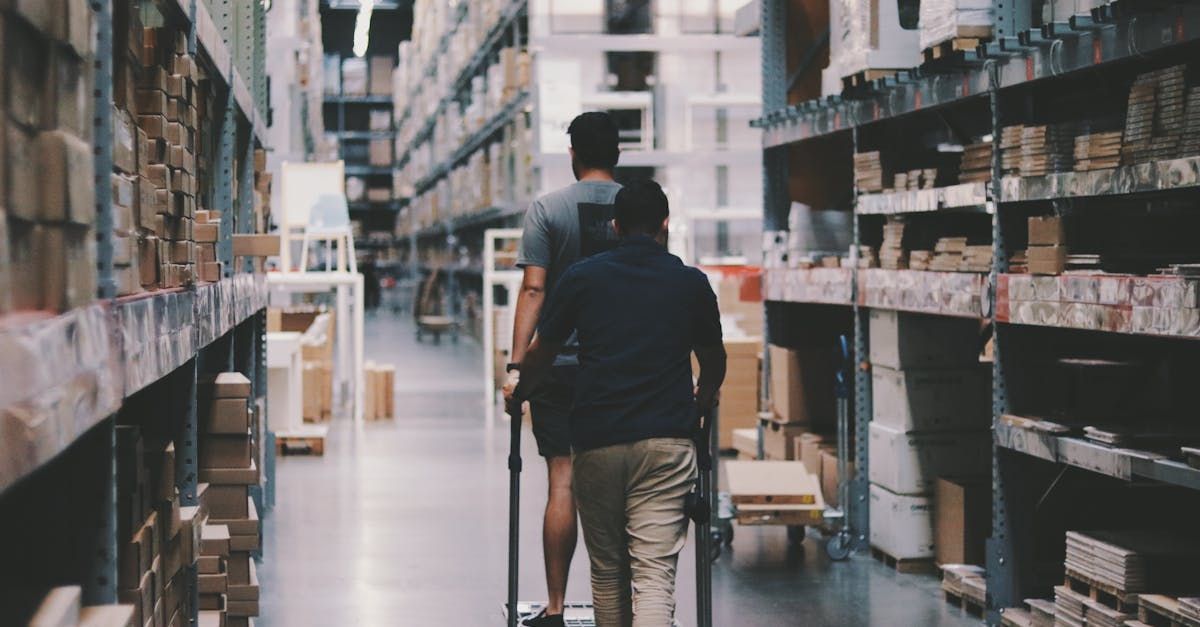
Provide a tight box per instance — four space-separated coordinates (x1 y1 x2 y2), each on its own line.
204 485 249 519
868 309 981 370
40 225 97 312
199 261 221 283
871 365 990 431
199 434 251 470
1027 215 1065 246
798 432 826 477
368 139 391 166
368 55 393 95
197 556 223 575
202 372 252 398
227 551 252 586
867 422 990 495
226 600 259 618
199 524 230 557
934 477 989 566
762 419 807 460
716 338 762 449
869 483 934 559
47 48 91 139
36 130 95 225
8 123 39 221
232 234 280 257
202 398 250 434
194 222 218 242
77 604 136 627
820 449 855 508
198 573 227 595
768 344 834 424
1028 245 1067 275
29 585 81 627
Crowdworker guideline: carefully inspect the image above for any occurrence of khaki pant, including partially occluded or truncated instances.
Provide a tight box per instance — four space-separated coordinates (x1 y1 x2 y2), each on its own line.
573 438 697 627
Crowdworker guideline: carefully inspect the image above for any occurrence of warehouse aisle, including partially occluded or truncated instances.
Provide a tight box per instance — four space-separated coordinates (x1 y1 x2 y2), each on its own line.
257 316 977 626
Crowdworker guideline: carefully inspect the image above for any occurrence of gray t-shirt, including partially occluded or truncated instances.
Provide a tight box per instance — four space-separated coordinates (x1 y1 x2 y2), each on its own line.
517 180 622 364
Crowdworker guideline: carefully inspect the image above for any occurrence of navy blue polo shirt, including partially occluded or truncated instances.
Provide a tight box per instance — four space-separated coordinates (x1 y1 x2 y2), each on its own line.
537 235 724 452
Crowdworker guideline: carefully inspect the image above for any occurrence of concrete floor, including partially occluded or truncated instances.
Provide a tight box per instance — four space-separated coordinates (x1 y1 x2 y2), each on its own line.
258 316 981 626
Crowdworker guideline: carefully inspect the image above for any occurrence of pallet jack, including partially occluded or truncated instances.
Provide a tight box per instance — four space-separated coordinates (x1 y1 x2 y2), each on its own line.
503 404 720 627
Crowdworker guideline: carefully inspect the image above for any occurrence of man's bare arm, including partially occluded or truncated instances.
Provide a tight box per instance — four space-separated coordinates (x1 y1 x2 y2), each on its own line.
511 265 548 364
693 343 727 411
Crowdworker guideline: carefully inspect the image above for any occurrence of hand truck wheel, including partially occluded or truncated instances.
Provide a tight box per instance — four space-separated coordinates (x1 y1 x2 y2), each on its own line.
825 532 852 561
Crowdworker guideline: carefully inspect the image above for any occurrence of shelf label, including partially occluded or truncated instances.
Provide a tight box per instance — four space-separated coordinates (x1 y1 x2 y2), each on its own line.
1092 38 1102 65
873 102 880 121
914 91 922 110
1025 57 1034 82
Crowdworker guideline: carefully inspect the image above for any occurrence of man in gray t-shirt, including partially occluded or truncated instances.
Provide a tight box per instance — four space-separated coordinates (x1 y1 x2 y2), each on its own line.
503 112 621 627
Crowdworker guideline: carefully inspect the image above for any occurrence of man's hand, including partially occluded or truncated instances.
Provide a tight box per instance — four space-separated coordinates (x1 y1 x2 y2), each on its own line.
695 386 721 413
502 369 521 403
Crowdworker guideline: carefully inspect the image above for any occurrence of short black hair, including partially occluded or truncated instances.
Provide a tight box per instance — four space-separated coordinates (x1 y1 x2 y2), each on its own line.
614 180 669 235
567 112 619 170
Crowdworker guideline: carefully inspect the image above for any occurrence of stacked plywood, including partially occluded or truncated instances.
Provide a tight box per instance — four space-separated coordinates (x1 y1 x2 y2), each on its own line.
1065 530 1200 594
1020 124 1075 176
1182 87 1200 158
880 220 908 270
929 237 968 271
1073 131 1123 171
959 140 994 183
855 151 886 193
1000 125 1025 176
1122 65 1187 165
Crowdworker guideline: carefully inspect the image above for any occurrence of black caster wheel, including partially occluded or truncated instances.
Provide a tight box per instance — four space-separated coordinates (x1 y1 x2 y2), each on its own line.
721 521 734 546
826 533 852 561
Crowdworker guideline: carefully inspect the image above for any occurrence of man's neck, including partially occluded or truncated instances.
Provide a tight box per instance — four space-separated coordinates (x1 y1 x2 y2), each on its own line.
577 169 614 183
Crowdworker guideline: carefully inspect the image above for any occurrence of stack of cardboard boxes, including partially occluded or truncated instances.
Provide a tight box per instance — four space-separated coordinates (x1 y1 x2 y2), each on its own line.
2 1 98 313
716 338 760 450
194 209 222 282
116 426 206 627
1027 215 1067 275
867 310 990 561
363 361 397 421
197 373 262 626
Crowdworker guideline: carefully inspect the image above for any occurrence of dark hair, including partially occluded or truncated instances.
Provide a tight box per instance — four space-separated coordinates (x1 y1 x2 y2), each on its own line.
614 180 669 235
567 111 619 170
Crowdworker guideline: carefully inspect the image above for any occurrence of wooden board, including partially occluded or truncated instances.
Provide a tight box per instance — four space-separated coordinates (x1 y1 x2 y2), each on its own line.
870 547 937 574
725 460 821 506
1139 594 1200 627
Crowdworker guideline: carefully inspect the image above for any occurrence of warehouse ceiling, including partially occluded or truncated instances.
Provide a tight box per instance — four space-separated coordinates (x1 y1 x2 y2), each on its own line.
320 0 413 58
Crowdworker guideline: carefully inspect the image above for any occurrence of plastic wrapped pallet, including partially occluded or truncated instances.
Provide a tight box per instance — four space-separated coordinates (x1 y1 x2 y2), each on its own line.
919 0 993 51
823 0 920 94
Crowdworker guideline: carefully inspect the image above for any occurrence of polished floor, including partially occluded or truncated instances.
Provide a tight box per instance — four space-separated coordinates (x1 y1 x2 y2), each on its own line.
257 316 980 626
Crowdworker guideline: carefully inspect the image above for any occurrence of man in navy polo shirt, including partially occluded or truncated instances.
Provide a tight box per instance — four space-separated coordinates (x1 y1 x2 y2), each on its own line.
510 180 727 626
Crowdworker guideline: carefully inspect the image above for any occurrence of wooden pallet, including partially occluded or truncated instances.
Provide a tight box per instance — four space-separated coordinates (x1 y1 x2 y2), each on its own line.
922 37 984 64
275 427 327 456
870 547 937 574
841 69 901 92
1063 568 1139 614
943 590 986 617
1138 595 1200 627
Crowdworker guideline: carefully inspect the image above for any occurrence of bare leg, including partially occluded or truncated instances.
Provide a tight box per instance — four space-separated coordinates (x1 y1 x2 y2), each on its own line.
544 455 578 615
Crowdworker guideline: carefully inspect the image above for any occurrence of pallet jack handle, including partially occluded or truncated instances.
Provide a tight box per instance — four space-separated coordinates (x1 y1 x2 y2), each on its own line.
506 404 523 627
688 406 715 627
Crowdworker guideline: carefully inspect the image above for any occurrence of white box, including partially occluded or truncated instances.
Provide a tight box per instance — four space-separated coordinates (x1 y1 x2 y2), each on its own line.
871 365 990 431
868 422 990 495
868 309 980 370
869 483 934 559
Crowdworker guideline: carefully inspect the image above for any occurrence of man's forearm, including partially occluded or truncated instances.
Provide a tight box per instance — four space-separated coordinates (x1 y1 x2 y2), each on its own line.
694 346 728 409
511 279 545 364
516 335 560 398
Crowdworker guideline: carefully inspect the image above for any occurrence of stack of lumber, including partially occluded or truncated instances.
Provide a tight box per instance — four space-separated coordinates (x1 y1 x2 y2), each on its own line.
1122 65 1187 165
941 564 985 598
1025 598 1055 627
1000 125 1025 175
960 140 994 183
1073 131 1123 171
930 237 968 271
1020 124 1075 176
857 245 880 269
902 168 938 190
1064 530 1200 594
880 220 908 269
855 151 886 193
1180 597 1200 622
960 245 992 273
1181 86 1200 158
908 250 933 271
1053 585 1088 627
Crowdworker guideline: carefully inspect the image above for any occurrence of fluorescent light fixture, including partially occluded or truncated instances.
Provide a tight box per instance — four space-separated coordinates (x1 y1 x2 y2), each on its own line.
353 0 375 57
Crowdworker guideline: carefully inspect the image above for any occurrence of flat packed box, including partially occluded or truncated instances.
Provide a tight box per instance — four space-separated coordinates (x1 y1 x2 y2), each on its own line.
202 398 249 434
820 449 854 508
762 419 808 460
199 433 252 469
871 365 990 431
204 485 250 519
867 422 989 495
934 477 989 566
869 309 980 370
768 344 834 424
869 483 934 559
1028 245 1066 275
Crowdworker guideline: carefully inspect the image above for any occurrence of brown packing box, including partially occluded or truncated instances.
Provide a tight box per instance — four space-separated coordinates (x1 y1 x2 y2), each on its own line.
204 484 250 519
198 594 225 612
1027 215 1065 246
118 568 153 627
202 398 250 434
768 344 835 424
29 586 81 627
200 524 230 557
934 477 989 566
227 599 259 618
819 449 854 508
202 372 252 398
197 243 215 264
7 18 49 129
139 115 168 139
152 442 177 502
200 461 260 486
155 215 193 241
199 433 252 470
714 338 762 449
197 555 223 575
8 123 39 221
194 222 218 242
212 499 259 536
197 611 225 627
798 433 826 477
232 234 280 257
368 139 391 166
138 237 159 287
1027 245 1067 275
47 47 91 139
227 551 252 586
368 55 393 95
761 419 807 460
41 225 97 312
198 573 227 595
136 89 168 115
227 560 259 602
229 533 258 553
199 261 221 283
37 130 96 225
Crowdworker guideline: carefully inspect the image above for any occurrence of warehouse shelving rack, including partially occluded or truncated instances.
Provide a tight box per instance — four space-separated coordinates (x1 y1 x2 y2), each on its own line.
0 0 270 619
395 0 531 338
757 1 1200 625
